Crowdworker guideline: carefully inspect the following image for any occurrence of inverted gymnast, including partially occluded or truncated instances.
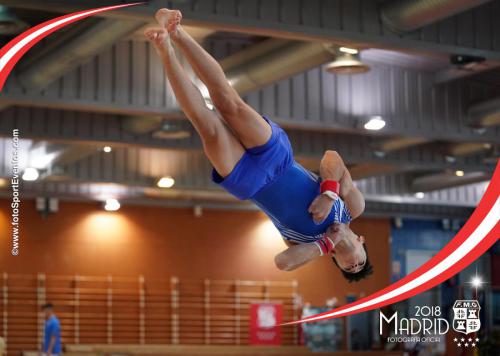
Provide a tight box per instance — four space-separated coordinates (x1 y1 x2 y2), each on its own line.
146 9 373 282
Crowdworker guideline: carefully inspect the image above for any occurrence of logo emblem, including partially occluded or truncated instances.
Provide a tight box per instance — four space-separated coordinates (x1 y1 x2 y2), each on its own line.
257 305 277 328
453 300 481 335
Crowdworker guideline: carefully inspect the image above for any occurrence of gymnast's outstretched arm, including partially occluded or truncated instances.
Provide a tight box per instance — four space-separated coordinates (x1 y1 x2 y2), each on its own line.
308 150 365 223
274 240 322 271
274 230 339 271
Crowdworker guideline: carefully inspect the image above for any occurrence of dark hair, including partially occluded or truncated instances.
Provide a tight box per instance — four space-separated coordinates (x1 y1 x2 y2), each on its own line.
41 302 54 310
332 244 373 283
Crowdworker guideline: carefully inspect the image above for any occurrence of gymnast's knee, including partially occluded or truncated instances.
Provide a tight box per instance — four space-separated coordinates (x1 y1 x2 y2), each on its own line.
212 91 244 118
201 122 233 151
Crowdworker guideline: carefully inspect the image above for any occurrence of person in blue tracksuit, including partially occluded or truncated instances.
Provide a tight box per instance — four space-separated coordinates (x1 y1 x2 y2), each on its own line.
42 303 61 356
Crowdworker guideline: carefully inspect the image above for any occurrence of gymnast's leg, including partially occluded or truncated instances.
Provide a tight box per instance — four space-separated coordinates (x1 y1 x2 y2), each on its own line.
144 27 244 177
155 8 272 149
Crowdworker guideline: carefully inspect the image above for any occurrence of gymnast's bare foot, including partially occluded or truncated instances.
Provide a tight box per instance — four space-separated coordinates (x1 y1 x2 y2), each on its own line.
144 27 171 57
155 8 182 36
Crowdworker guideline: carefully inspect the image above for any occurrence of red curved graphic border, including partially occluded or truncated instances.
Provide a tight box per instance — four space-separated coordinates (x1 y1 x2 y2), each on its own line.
0 3 144 91
0 2 498 327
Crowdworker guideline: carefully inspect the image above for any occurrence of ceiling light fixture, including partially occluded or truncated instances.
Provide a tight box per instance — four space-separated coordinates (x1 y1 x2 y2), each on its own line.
364 116 386 131
445 155 456 163
22 167 39 181
104 198 120 212
455 170 465 177
153 121 192 140
373 150 386 158
339 46 359 55
414 192 425 199
157 176 175 188
103 146 112 153
325 46 370 75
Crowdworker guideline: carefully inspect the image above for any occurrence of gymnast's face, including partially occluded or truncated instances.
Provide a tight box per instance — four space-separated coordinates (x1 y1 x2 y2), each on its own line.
328 224 366 273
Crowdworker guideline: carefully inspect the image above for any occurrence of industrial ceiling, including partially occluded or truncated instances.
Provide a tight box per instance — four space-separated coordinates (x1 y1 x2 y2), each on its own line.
0 0 498 218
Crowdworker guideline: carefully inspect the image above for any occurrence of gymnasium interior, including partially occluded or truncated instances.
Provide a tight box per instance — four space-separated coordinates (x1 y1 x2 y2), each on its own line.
0 0 499 355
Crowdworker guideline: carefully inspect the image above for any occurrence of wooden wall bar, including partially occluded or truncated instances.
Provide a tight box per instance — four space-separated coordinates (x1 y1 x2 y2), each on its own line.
0 273 299 355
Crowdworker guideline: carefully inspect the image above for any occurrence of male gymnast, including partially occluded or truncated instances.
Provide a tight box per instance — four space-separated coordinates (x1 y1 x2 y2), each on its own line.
145 9 373 282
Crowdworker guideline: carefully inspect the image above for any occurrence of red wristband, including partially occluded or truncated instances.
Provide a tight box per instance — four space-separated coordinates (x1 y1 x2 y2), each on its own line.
316 235 335 255
320 180 340 195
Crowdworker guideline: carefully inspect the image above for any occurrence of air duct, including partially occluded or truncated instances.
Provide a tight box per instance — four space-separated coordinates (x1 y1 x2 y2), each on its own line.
375 137 429 153
348 163 401 180
143 187 239 203
18 18 144 90
381 0 493 33
220 38 290 71
121 116 193 139
468 96 500 128
46 144 101 181
443 142 492 156
25 143 100 181
411 171 489 192
224 40 334 95
122 116 164 135
152 121 192 140
51 144 101 166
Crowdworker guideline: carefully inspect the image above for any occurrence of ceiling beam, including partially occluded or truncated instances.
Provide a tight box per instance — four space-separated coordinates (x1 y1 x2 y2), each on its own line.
0 107 492 174
411 171 490 192
0 92 183 118
18 18 144 90
39 143 102 181
434 62 500 84
441 142 493 156
3 31 499 144
373 137 430 153
0 183 473 219
295 159 406 179
223 39 333 95
0 182 475 219
4 0 500 60
468 96 500 128
0 66 500 144
381 0 494 33
348 163 405 180
50 144 101 166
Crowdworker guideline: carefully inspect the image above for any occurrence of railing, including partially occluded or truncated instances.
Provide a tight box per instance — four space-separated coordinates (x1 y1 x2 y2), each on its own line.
0 273 299 355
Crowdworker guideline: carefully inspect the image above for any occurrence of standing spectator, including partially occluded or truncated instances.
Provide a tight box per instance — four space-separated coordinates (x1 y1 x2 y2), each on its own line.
41 303 61 356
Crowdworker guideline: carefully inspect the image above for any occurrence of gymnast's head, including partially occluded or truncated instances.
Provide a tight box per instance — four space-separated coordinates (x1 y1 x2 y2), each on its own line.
328 224 373 282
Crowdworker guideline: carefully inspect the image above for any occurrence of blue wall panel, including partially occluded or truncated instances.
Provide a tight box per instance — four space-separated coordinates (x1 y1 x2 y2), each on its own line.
390 219 459 282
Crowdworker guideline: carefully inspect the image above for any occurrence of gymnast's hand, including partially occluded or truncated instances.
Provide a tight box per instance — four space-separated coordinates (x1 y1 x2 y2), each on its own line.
308 194 335 224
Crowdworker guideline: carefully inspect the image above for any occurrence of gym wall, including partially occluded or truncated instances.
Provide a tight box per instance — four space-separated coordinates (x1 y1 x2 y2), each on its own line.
0 199 390 305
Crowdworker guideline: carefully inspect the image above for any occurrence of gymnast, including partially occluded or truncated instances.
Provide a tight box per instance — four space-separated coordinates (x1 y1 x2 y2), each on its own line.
145 8 373 282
